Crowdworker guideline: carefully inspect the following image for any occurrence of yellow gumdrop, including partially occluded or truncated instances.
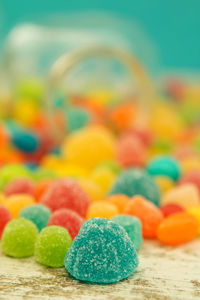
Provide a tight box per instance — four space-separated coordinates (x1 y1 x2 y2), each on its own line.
0 193 5 205
91 167 116 196
41 155 62 170
149 103 184 140
154 176 174 195
78 178 104 202
181 157 200 174
62 126 116 169
56 164 89 178
14 98 39 126
187 206 200 234
4 194 35 218
86 202 118 219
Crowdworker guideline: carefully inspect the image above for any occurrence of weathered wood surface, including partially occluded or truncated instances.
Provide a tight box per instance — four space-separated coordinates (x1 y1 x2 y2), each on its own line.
0 239 200 300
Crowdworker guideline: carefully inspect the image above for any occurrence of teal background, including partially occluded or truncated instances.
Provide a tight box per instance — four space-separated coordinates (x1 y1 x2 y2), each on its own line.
0 0 200 70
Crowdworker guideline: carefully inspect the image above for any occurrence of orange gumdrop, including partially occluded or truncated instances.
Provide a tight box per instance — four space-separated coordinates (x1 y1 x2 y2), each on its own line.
157 212 198 245
123 195 163 238
109 103 136 130
86 202 118 219
35 180 53 202
4 194 35 218
104 194 129 213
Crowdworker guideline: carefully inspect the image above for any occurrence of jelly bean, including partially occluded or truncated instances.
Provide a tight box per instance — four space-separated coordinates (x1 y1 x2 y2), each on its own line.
1 218 38 258
161 204 184 218
4 194 35 218
104 194 130 213
0 206 11 239
124 195 163 238
62 126 116 169
48 208 84 239
35 226 72 267
147 155 181 181
116 134 146 167
40 178 91 217
112 215 143 250
65 218 138 283
4 178 34 196
20 204 51 231
109 168 160 206
162 184 199 209
86 202 118 219
157 212 198 245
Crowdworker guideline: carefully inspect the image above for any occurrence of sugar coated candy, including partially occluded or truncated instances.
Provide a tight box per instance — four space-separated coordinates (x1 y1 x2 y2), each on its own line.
157 213 198 245
4 177 34 196
20 204 51 231
35 225 72 267
147 155 181 182
112 215 143 251
1 218 38 258
86 202 118 219
109 168 160 206
48 209 84 239
4 194 35 218
124 196 163 238
161 184 199 209
0 206 11 239
40 178 91 217
65 218 138 283
105 194 129 213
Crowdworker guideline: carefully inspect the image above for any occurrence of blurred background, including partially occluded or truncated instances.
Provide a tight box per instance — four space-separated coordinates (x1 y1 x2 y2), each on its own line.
0 0 200 71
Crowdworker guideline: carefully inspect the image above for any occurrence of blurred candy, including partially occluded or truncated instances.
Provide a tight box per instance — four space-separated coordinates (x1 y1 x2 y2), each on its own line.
40 178 91 217
162 184 199 209
1 218 38 258
4 194 35 218
179 171 200 194
109 168 160 206
48 208 84 239
147 155 181 181
78 178 104 202
35 225 72 267
91 167 116 196
161 204 184 218
66 107 91 132
34 179 53 202
154 176 174 195
20 204 51 231
116 134 146 167
0 164 31 190
62 126 116 169
124 195 163 238
11 128 40 153
112 215 142 250
157 213 198 245
86 202 118 219
104 194 129 213
187 206 200 234
4 177 34 196
0 206 11 239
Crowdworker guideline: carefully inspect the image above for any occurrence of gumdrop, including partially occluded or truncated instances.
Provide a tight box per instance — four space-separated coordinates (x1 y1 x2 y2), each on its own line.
4 194 35 218
86 202 118 219
105 194 130 213
35 226 72 267
1 218 38 258
65 218 138 283
48 209 84 239
4 178 34 196
0 206 11 239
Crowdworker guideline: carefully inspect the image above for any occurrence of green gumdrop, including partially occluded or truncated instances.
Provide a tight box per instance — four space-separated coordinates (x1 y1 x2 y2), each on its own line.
65 107 91 132
35 226 72 268
14 78 44 102
1 218 38 258
32 167 57 182
0 164 32 190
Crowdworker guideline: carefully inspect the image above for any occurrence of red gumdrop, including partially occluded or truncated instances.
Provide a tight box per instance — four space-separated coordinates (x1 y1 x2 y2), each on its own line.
4 178 34 197
161 204 184 218
48 208 84 239
0 206 11 239
179 171 200 194
127 128 152 147
116 134 146 168
40 178 91 217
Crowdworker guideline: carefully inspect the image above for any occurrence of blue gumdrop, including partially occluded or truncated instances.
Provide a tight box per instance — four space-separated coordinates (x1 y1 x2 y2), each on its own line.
112 215 143 251
65 218 138 284
20 204 51 231
109 168 160 206
146 155 181 182
11 129 40 153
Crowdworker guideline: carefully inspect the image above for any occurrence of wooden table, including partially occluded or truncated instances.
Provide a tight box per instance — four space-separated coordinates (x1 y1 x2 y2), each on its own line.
0 239 200 300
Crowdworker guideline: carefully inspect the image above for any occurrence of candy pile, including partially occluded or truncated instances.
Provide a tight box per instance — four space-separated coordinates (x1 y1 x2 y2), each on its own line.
0 78 200 284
